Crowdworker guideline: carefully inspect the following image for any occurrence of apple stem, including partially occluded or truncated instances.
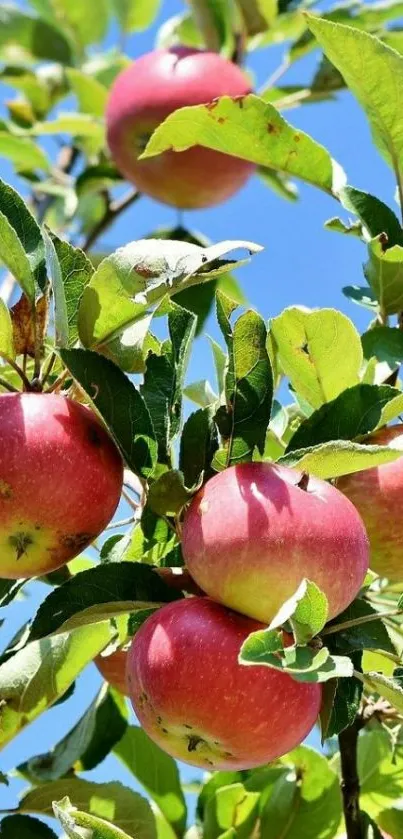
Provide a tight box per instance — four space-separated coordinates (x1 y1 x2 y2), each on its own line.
339 719 364 839
322 608 403 636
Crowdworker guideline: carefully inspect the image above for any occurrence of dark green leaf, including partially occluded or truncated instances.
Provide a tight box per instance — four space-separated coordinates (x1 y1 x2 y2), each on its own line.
0 6 74 64
342 285 378 311
340 186 403 247
29 562 181 639
214 297 273 467
325 599 396 656
0 178 46 301
180 406 218 487
286 384 403 452
362 327 403 380
60 348 157 479
50 233 94 347
320 653 363 740
365 236 403 315
18 685 128 782
0 577 26 607
114 726 186 835
0 815 57 838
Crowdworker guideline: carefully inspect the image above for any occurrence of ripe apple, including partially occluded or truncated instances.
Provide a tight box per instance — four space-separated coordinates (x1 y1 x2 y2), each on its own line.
95 648 129 696
106 47 255 209
126 597 322 770
181 462 369 623
337 424 403 582
0 393 123 579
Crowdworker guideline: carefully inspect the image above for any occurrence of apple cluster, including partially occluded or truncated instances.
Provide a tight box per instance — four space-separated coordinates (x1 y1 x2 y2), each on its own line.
101 461 372 771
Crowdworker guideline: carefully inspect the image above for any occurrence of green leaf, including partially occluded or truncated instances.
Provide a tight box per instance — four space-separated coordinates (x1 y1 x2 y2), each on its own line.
280 439 403 479
0 133 50 173
203 782 260 839
237 0 277 36
187 0 234 53
29 562 181 639
0 578 25 607
285 383 403 451
53 797 132 839
43 228 69 348
362 327 403 381
359 727 403 819
34 0 110 49
20 780 156 839
18 685 128 782
258 167 299 202
60 348 157 479
325 216 364 237
306 16 403 188
0 815 57 838
259 746 342 839
76 163 123 196
103 508 177 567
326 600 396 656
0 622 112 749
78 239 260 369
213 301 273 467
0 66 52 117
49 233 94 347
364 236 403 316
142 94 345 196
269 579 329 645
0 178 46 301
141 303 196 464
320 663 364 740
340 186 403 247
66 68 108 118
270 307 363 409
112 0 161 32
114 726 187 836
363 671 403 712
184 379 217 407
0 298 14 359
148 470 196 517
31 114 105 149
0 6 74 64
342 285 378 311
239 629 354 683
180 406 219 487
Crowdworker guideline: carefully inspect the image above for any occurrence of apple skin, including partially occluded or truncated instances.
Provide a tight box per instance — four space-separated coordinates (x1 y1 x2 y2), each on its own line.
106 47 255 210
126 597 322 771
181 462 369 624
95 649 129 696
337 425 403 582
0 393 123 579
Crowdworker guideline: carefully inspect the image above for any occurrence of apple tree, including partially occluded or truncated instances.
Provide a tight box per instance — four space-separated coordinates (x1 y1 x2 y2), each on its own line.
2 1 403 838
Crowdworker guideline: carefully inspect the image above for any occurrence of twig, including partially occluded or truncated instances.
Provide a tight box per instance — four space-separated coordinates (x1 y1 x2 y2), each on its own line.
40 351 57 388
46 368 69 393
122 487 141 512
259 59 290 93
339 719 364 839
82 189 141 252
0 353 32 391
0 377 18 393
322 608 403 636
106 516 136 530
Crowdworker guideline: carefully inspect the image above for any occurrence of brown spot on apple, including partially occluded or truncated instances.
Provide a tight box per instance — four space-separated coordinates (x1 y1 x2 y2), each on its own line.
0 480 12 499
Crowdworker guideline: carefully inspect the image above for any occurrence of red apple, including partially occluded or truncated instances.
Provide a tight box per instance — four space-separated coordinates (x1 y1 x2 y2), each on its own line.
106 47 255 209
181 462 369 623
95 648 129 696
337 425 403 582
0 393 123 579
127 597 322 770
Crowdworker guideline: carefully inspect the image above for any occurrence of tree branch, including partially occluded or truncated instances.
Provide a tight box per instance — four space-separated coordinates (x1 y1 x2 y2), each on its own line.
82 188 141 252
339 719 364 839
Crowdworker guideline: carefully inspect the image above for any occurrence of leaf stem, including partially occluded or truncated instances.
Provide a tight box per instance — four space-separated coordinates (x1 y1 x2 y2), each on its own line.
40 350 57 388
0 377 18 393
339 719 364 839
322 608 403 636
0 352 32 391
46 368 70 394
82 189 141 252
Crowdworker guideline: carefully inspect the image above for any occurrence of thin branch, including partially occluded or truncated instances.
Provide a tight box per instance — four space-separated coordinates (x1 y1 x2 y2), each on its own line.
259 59 290 93
339 719 364 839
322 608 403 636
0 353 32 391
105 516 136 530
82 189 141 252
0 377 19 393
40 351 57 388
46 368 69 393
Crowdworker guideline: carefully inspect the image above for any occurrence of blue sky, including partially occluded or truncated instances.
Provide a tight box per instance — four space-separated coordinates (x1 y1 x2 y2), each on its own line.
0 0 399 829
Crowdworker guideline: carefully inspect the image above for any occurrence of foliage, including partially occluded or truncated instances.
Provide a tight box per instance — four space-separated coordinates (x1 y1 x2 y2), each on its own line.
2 1 403 838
